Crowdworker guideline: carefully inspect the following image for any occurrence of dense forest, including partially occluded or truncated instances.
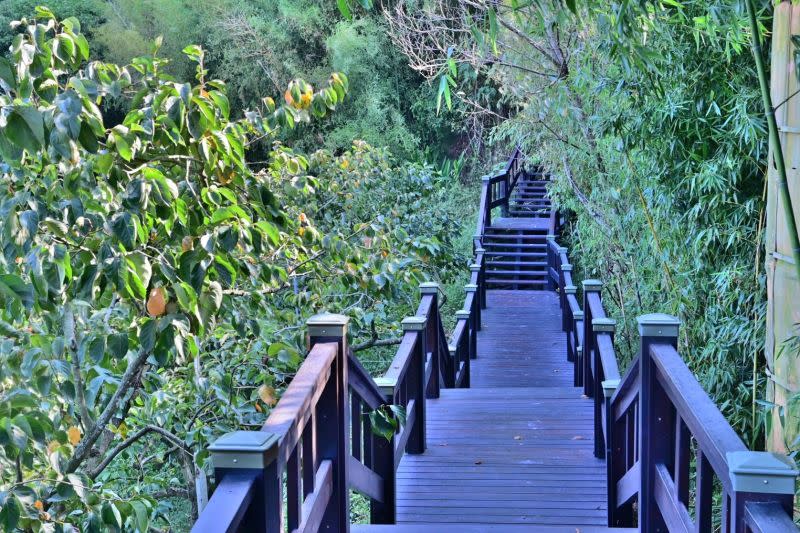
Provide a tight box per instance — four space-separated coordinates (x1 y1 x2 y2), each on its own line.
0 0 796 530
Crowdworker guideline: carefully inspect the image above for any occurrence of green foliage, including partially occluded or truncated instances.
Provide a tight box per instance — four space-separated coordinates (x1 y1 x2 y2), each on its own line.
83 0 449 159
387 0 770 446
0 9 463 529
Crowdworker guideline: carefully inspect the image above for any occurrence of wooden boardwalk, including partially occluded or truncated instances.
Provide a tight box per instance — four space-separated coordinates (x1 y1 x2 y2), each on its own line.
395 289 607 527
194 151 799 533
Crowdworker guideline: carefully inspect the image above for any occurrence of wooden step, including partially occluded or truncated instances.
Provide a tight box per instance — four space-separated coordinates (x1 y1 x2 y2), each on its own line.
484 270 547 277
354 526 634 532
485 279 547 286
483 233 546 241
485 251 547 258
485 260 547 267
483 242 546 249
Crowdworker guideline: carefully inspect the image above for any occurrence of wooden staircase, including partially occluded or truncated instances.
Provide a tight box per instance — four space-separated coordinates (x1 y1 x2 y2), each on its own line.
509 169 552 218
483 170 553 289
192 149 800 533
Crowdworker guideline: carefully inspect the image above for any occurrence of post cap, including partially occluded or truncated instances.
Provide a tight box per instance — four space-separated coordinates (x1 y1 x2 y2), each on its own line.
402 316 427 331
602 379 620 398
582 279 603 292
419 282 439 294
592 317 616 333
564 285 577 295
546 234 556 241
558 246 568 254
307 313 349 337
727 451 798 494
455 310 470 319
573 310 584 319
448 343 456 355
469 264 481 272
577 345 583 355
374 377 396 398
209 431 279 470
475 247 486 254
637 313 680 338
465 283 479 293
562 264 573 272
482 175 491 182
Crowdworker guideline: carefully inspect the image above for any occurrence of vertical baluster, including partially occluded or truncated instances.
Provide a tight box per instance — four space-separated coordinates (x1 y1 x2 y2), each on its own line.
287 447 301 531
674 417 689 507
362 411 372 469
302 415 315 498
306 313 350 532
402 317 427 455
695 449 713 532
637 313 680 532
351 395 362 462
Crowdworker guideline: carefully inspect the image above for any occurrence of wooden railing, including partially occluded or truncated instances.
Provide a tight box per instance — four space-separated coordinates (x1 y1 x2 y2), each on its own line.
547 237 800 531
474 146 524 250
193 223 489 531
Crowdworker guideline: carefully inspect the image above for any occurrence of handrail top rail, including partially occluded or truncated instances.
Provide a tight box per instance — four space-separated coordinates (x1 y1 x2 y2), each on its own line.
261 342 338 462
649 341 748 492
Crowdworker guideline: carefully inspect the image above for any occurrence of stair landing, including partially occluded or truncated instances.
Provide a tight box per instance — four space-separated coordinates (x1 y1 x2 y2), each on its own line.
392 290 607 528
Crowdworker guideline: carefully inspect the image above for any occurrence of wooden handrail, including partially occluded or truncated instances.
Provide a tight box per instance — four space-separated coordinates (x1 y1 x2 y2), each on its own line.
547 222 798 531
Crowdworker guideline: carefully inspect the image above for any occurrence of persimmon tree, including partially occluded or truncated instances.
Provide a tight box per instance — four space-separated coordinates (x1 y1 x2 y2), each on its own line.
0 8 459 531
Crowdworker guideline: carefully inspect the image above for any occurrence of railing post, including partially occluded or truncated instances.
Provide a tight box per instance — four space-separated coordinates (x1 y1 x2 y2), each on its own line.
501 173 509 217
465 283 480 333
420 282 441 399
469 264 483 325
582 280 602 397
402 316 427 455
560 263 572 324
592 318 615 459
202 430 280 532
455 309 475 360
573 309 584 388
564 284 576 336
727 451 798 533
637 313 680 533
481 175 492 228
306 313 350 532
475 247 487 309
602 378 623 527
545 235 556 290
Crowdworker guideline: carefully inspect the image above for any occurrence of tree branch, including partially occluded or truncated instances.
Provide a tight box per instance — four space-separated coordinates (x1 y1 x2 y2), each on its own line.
87 424 192 479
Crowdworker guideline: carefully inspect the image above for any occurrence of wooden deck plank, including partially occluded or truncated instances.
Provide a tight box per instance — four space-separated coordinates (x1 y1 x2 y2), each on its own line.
489 217 551 230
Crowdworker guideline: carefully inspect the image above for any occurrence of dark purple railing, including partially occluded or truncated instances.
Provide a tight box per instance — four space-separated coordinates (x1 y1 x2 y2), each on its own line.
547 236 800 531
193 166 494 532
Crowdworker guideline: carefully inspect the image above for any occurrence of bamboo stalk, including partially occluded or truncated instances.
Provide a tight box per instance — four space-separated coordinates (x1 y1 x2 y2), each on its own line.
746 0 800 283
